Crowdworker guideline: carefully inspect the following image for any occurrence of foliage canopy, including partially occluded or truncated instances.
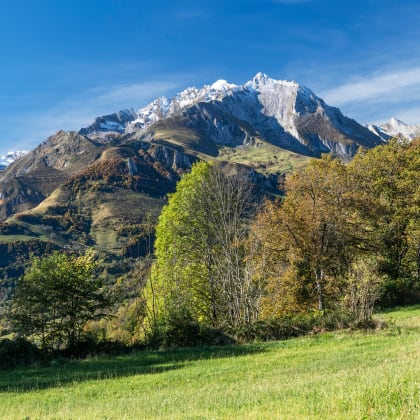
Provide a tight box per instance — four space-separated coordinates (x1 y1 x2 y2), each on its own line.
9 251 111 350
146 161 261 330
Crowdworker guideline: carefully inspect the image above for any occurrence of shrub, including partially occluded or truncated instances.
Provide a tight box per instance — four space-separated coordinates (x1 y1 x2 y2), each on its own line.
61 338 129 358
96 340 130 356
233 311 352 343
0 338 45 370
146 312 235 349
378 277 420 308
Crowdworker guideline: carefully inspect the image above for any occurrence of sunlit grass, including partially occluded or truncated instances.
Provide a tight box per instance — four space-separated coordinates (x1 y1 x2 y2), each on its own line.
0 306 419 419
217 140 310 176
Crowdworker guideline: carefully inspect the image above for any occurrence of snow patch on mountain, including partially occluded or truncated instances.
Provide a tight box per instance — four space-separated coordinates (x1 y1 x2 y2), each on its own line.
0 150 28 168
79 109 137 137
125 79 240 133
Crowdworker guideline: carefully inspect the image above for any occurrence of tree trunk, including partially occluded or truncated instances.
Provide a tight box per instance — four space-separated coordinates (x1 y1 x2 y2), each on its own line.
315 268 325 311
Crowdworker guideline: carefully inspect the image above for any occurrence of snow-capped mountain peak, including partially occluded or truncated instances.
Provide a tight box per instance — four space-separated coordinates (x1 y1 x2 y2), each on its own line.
367 117 420 141
125 79 240 133
83 73 311 137
382 117 418 137
245 72 270 88
79 73 383 159
209 79 237 94
245 72 299 91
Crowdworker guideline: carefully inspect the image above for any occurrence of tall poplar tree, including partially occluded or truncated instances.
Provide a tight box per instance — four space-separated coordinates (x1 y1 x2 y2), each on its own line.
146 161 259 329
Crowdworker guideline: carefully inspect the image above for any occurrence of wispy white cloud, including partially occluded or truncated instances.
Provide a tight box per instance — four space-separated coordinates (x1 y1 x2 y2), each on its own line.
320 68 420 106
319 67 420 124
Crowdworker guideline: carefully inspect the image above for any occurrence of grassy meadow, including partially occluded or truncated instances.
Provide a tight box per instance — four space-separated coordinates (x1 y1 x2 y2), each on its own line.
217 140 310 176
0 306 419 419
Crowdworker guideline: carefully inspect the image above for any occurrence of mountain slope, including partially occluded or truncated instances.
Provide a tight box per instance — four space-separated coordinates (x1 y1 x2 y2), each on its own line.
0 131 104 220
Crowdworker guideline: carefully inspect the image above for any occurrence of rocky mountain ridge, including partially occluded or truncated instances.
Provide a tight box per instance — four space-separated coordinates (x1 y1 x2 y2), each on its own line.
80 72 383 159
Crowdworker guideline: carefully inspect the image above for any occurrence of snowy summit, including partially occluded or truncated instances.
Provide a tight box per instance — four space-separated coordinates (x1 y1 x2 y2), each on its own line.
367 117 420 141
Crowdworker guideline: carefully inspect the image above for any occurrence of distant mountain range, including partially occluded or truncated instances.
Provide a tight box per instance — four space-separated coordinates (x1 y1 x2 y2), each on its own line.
0 73 418 258
3 112 417 170
2 74 418 172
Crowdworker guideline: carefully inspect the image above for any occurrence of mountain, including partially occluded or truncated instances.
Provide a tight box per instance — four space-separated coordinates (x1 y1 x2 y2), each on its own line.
367 117 420 141
81 72 383 159
0 73 385 264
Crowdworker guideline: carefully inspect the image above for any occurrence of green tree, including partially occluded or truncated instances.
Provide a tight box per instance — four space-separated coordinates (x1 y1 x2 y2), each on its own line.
348 138 420 305
146 161 258 330
9 251 110 350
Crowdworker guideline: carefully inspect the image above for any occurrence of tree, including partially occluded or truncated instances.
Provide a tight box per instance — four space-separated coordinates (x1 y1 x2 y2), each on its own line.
251 140 420 318
343 256 385 323
146 161 259 330
9 251 111 350
348 139 420 305
252 156 354 313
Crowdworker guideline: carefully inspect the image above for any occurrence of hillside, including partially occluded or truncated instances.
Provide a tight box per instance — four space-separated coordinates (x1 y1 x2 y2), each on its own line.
0 305 418 419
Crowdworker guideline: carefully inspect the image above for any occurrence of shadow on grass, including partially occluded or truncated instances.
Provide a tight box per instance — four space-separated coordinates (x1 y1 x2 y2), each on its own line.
0 344 266 393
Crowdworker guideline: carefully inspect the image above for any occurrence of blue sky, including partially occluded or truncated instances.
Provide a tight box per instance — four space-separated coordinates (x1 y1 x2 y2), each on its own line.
1 0 420 155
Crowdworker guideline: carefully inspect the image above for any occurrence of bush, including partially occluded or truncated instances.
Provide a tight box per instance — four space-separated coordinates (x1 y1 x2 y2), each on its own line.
145 310 360 349
61 337 98 359
0 338 45 370
96 340 129 356
146 312 235 349
233 316 313 343
198 325 235 346
233 311 353 343
61 337 130 358
378 277 420 308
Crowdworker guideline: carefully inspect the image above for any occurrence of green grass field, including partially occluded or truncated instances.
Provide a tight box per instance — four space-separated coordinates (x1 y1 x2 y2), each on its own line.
0 306 419 419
